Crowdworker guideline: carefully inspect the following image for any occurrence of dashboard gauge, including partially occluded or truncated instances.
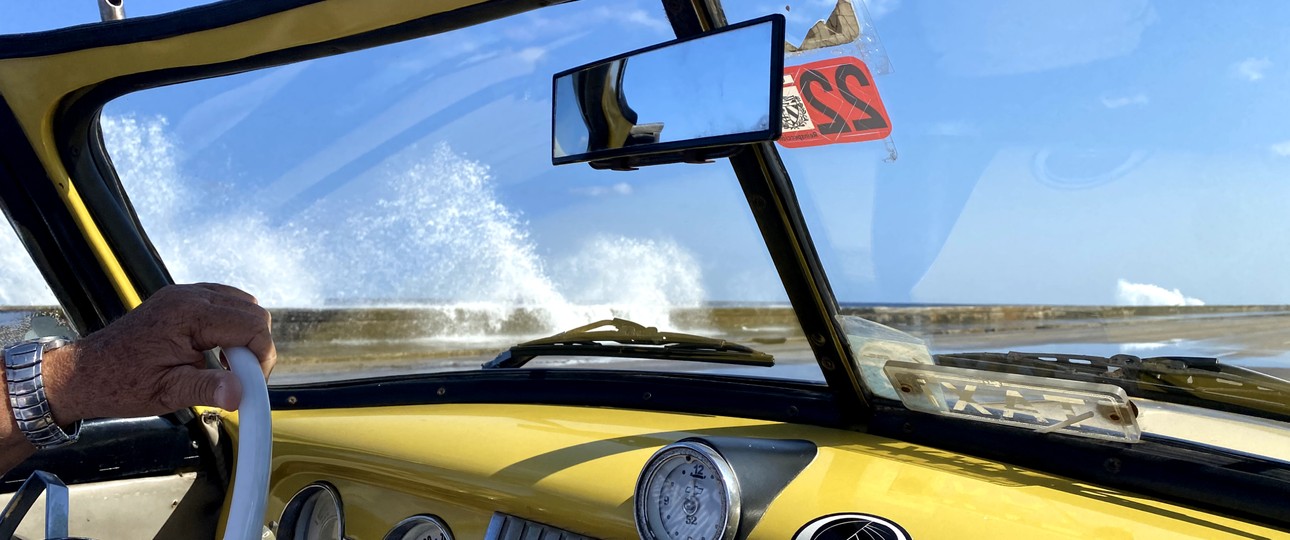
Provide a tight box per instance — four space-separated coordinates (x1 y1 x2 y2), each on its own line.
383 515 454 540
635 441 740 540
277 482 345 540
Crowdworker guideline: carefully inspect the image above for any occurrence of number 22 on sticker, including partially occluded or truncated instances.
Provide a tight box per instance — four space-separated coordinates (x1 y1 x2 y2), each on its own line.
779 56 892 149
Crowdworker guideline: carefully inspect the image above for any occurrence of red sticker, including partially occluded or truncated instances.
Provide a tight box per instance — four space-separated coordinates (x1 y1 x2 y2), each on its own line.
779 56 892 148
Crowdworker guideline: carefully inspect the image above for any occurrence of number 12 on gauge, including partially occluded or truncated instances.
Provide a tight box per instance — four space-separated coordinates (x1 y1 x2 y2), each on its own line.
779 56 892 149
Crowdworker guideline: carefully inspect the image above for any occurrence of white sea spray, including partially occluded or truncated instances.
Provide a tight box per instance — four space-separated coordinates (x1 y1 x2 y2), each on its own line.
82 114 704 336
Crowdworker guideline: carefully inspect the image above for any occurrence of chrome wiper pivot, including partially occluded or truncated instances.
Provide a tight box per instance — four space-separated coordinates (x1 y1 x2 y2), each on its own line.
936 351 1290 421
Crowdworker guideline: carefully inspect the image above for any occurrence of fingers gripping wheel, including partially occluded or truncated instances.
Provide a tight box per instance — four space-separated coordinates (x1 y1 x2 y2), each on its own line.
222 347 272 540
0 349 269 540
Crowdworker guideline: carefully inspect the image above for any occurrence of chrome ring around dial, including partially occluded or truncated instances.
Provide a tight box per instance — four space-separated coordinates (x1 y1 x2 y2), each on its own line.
277 482 345 540
634 441 740 540
383 514 454 540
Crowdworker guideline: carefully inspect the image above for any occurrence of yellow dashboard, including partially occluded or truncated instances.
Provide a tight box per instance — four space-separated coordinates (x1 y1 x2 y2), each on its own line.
236 404 1285 539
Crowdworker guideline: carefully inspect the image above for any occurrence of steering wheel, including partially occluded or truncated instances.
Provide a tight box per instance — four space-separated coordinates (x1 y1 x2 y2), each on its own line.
222 347 273 540
0 347 272 540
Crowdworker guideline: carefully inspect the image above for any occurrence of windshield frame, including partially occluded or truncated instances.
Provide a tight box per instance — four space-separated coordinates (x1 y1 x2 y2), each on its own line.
5 0 1290 528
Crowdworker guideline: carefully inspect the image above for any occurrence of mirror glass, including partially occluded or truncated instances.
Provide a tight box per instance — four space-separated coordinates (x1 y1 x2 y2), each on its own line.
552 15 784 165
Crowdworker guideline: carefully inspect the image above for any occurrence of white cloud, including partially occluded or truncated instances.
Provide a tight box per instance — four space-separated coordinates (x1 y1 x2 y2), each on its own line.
928 121 977 136
1270 140 1290 156
861 0 901 19
505 4 667 43
1234 57 1272 82
1116 279 1205 306
1100 93 1148 109
573 182 633 197
514 32 587 66
579 6 669 35
923 1 1156 77
517 46 547 64
622 8 670 33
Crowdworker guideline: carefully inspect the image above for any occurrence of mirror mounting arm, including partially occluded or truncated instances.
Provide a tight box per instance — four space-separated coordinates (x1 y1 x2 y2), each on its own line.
589 146 743 171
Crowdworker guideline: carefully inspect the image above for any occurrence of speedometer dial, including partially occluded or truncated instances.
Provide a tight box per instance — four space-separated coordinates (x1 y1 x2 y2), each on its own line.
635 441 740 540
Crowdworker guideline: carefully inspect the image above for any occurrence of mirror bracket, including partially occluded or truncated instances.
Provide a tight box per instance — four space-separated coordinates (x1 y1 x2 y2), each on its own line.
588 146 742 171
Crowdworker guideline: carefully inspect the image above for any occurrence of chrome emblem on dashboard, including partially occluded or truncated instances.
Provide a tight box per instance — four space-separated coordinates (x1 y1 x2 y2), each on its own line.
793 513 911 540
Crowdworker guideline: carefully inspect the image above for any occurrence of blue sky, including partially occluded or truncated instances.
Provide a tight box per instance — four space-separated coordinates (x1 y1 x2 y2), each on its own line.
5 1 1290 308
732 1 1290 305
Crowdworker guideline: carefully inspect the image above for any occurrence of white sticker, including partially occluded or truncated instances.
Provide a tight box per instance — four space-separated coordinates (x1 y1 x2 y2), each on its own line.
781 82 816 134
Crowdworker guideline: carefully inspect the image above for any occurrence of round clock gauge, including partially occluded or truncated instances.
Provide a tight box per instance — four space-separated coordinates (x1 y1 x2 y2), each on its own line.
277 482 345 540
634 441 740 540
384 514 454 540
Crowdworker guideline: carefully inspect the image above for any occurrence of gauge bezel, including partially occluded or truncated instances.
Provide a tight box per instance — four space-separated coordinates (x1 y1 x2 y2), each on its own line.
383 514 454 540
634 440 741 540
276 481 345 540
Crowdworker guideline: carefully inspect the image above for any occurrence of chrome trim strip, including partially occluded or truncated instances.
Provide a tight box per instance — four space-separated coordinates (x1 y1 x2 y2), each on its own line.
484 512 593 540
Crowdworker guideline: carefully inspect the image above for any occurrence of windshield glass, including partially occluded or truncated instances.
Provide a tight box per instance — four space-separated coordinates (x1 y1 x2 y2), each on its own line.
719 1 1290 457
102 0 821 385
96 0 1290 458
0 221 75 343
718 0 1290 372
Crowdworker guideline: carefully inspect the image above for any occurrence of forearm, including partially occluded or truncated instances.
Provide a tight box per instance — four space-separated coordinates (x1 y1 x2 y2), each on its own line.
0 425 36 476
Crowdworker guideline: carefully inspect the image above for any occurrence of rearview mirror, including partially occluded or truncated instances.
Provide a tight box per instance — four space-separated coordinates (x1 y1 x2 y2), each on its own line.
552 15 785 169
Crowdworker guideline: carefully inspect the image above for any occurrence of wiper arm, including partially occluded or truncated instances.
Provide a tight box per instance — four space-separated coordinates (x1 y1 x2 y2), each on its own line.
482 318 774 369
936 351 1290 421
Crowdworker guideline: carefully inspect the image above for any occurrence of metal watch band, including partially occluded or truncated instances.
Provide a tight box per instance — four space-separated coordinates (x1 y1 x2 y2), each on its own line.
4 337 79 449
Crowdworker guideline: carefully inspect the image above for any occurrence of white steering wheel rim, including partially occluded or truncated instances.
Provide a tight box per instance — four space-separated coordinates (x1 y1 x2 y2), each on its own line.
221 347 272 540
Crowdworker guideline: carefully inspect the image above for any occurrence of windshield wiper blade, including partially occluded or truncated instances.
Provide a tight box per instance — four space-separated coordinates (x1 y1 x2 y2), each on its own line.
482 318 774 369
936 351 1290 421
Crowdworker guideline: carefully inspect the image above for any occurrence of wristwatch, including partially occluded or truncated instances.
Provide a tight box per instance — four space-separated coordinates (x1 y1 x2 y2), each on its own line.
3 336 79 449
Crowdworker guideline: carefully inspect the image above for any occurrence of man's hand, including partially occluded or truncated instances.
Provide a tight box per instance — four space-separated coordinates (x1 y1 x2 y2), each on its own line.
42 283 276 425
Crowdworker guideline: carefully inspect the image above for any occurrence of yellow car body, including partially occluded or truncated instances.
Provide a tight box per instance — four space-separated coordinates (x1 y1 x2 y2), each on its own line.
237 404 1280 539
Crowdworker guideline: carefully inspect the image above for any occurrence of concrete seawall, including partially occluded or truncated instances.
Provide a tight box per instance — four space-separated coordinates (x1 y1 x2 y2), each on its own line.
267 304 1290 342
7 304 1286 343
6 304 1289 381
